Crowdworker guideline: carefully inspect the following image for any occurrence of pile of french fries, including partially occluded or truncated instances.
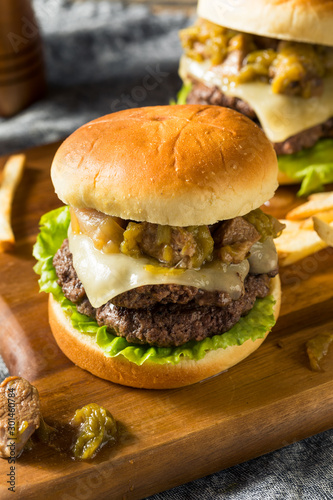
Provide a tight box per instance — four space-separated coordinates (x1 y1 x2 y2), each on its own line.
276 192 333 266
0 154 26 252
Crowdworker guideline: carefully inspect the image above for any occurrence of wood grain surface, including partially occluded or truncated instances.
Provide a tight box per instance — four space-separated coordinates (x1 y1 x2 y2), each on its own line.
0 142 332 500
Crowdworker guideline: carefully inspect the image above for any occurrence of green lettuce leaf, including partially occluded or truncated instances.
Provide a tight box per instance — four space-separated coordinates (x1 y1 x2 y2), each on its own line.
33 206 277 366
170 82 192 105
278 139 333 196
33 206 71 301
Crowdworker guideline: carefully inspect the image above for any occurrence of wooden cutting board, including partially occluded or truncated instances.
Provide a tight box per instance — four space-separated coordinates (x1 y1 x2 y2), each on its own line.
0 142 332 500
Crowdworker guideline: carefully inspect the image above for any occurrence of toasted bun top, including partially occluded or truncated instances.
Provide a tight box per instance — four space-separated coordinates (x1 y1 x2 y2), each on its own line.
198 0 333 47
51 105 278 226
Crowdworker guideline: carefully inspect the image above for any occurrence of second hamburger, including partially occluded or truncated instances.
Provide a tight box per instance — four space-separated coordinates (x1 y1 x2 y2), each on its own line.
179 0 333 195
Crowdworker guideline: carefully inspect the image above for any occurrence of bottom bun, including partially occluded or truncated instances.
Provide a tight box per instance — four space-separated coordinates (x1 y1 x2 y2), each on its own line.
49 275 281 389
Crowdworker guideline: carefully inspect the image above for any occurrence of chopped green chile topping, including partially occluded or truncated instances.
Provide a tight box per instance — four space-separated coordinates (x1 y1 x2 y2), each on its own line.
243 209 285 242
120 222 214 269
180 18 255 66
68 207 283 270
216 241 254 265
120 211 283 268
71 404 117 460
120 221 143 258
180 18 333 97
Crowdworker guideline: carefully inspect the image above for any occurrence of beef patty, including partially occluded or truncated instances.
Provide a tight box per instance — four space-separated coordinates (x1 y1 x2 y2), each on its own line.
187 81 333 155
53 239 272 347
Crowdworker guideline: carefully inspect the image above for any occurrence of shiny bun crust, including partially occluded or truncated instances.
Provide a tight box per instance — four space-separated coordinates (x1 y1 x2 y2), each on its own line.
51 105 278 226
48 276 281 390
198 0 333 46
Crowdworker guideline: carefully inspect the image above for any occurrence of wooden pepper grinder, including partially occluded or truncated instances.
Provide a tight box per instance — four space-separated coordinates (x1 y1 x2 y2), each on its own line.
0 0 46 117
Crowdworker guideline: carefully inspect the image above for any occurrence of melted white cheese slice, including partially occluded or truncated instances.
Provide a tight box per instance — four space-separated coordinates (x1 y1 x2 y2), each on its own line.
68 228 250 308
248 237 277 275
180 56 333 143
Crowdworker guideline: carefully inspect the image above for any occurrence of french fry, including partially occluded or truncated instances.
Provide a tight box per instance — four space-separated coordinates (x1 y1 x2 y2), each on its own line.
277 191 333 266
286 192 333 220
313 217 333 247
0 154 26 251
308 192 333 202
297 211 333 230
298 217 314 230
275 219 327 267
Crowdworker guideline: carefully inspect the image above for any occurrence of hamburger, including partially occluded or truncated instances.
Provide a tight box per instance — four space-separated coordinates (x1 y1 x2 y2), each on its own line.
178 0 333 195
33 105 282 389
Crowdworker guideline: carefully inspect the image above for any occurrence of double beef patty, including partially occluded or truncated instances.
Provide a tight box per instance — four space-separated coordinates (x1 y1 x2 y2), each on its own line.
187 81 333 155
53 239 271 347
